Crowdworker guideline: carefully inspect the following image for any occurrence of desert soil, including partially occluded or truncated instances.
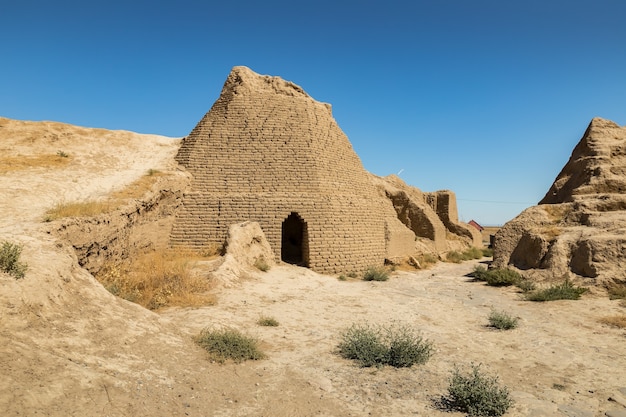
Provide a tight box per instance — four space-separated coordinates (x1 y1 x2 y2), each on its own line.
1 118 626 417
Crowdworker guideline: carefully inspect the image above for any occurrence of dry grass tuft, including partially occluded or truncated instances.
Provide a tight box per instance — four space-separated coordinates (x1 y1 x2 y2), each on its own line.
109 170 164 201
44 200 116 221
541 225 562 240
0 154 72 174
599 315 626 329
541 204 571 223
96 248 216 310
43 169 165 221
607 283 626 300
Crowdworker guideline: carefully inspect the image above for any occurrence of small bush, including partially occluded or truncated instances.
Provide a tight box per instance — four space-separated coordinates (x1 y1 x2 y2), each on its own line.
0 241 28 279
488 310 518 330
444 364 513 416
338 274 347 281
464 247 484 260
257 316 279 327
481 247 494 257
525 280 587 302
470 266 521 287
337 322 433 368
515 279 536 293
195 328 265 363
385 323 434 368
337 323 388 367
447 247 484 263
254 257 270 272
56 150 69 158
363 266 389 281
446 251 464 263
417 253 439 267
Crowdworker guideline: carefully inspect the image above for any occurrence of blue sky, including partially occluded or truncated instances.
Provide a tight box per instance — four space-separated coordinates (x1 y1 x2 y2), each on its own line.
2 0 625 225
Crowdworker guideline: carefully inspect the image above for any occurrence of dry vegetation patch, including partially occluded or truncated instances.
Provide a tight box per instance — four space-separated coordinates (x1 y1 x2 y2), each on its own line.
599 315 626 329
0 153 71 174
541 204 571 223
44 169 165 221
96 248 215 310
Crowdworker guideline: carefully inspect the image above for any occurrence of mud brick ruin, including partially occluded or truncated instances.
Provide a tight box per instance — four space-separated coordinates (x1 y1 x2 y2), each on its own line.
171 66 480 274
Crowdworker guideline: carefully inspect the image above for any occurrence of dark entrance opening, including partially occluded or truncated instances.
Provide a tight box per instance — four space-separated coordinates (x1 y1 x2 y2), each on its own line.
281 212 308 266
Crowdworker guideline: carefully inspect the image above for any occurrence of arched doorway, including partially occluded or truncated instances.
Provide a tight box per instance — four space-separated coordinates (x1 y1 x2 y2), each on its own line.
281 212 308 266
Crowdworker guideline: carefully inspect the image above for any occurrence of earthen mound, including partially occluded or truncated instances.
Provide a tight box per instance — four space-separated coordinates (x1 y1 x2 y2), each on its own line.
493 117 626 285
213 221 275 286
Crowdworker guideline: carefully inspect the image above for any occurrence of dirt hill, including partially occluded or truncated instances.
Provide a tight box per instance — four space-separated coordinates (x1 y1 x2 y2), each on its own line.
493 117 626 286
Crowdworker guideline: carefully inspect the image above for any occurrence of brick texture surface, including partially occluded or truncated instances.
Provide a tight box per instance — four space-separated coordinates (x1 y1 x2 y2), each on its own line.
170 66 386 274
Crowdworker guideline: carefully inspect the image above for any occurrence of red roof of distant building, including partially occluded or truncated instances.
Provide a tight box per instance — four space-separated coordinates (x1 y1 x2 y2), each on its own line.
468 220 484 231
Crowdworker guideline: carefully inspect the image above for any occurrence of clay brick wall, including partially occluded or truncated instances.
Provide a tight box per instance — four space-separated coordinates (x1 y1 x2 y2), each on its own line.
170 67 386 274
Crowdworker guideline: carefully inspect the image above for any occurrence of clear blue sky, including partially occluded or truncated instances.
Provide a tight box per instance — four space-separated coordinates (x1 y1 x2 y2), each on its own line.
2 1 625 225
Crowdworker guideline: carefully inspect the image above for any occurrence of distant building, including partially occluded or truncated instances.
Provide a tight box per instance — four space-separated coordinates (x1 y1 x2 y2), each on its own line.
468 220 484 232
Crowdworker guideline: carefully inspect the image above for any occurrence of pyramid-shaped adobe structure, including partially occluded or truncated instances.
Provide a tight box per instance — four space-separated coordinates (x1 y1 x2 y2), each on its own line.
170 66 386 273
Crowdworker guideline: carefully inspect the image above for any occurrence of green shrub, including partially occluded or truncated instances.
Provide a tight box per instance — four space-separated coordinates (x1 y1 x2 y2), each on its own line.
525 280 587 302
257 316 279 327
337 323 388 367
0 241 27 279
470 265 490 281
447 247 484 263
363 266 389 281
56 150 69 158
444 364 513 416
481 247 494 257
446 251 464 263
385 323 434 368
338 274 347 281
464 247 484 260
470 266 521 287
515 279 536 293
488 310 518 330
195 328 265 363
337 322 433 368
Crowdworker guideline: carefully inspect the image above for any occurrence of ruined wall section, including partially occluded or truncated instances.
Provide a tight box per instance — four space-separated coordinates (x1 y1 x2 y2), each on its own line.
171 66 385 274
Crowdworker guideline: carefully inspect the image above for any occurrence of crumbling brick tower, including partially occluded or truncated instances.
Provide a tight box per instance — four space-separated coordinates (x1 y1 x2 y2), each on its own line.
170 66 386 274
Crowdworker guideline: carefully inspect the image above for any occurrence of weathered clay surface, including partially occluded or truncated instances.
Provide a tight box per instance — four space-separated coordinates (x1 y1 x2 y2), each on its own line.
493 118 626 285
371 173 482 260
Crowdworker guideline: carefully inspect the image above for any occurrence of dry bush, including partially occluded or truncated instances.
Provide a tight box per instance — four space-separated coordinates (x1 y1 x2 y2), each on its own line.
96 248 215 310
599 315 626 329
0 153 71 174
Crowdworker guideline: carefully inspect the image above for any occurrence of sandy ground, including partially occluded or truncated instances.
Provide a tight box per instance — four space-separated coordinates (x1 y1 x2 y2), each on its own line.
1 118 626 416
